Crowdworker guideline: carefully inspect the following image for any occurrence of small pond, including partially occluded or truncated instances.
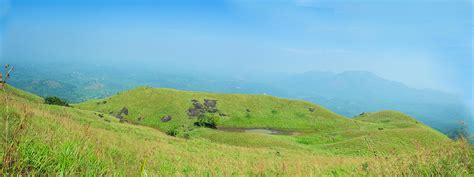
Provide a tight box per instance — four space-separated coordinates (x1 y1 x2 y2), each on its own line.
217 127 301 136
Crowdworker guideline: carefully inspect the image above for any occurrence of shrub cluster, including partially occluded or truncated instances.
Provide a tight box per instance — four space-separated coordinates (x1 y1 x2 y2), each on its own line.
44 96 69 107
194 113 220 129
166 125 193 139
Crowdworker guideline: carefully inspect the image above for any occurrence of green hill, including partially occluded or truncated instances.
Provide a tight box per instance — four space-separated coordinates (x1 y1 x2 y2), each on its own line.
1 85 472 175
76 87 352 130
75 87 454 155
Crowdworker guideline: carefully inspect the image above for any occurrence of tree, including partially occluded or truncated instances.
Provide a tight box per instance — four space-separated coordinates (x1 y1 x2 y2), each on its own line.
44 96 69 107
194 113 220 129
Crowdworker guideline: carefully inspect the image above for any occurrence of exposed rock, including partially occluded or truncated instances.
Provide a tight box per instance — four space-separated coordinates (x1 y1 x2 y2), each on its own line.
308 108 315 112
161 115 172 122
204 99 218 113
115 114 123 120
120 107 129 115
113 107 129 120
193 102 204 109
188 99 225 118
187 107 204 117
188 100 206 118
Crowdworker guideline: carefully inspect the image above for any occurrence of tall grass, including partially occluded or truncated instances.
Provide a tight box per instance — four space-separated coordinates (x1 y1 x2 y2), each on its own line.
361 138 473 176
1 85 30 174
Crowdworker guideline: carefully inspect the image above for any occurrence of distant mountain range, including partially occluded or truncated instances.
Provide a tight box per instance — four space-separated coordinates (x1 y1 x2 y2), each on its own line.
6 62 472 138
265 71 471 136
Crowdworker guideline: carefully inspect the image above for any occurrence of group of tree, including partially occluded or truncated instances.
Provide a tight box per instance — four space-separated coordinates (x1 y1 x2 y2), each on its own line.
44 96 70 107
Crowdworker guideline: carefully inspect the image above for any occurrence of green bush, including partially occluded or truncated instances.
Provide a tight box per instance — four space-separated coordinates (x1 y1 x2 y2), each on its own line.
44 96 69 107
194 113 220 128
166 126 179 136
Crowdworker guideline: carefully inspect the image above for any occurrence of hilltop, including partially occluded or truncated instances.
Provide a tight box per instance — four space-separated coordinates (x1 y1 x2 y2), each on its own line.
1 85 472 175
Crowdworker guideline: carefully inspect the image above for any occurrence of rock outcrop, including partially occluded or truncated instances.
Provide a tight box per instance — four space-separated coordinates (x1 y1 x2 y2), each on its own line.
161 115 172 122
115 107 129 120
187 99 222 118
204 99 218 113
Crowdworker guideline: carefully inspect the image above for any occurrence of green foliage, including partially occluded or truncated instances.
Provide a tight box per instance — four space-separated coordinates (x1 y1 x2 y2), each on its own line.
194 114 220 128
166 126 179 136
271 109 278 114
181 126 193 139
44 96 69 107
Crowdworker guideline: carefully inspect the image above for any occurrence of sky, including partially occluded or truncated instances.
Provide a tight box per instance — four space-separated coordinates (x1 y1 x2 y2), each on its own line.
0 0 472 104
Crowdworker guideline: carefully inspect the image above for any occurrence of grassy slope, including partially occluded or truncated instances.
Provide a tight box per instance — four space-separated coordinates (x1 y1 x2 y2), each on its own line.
76 87 354 131
2 85 472 175
76 87 451 154
2 84 44 103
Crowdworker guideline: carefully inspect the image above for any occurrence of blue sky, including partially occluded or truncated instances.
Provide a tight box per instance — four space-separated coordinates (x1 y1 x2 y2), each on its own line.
0 0 472 104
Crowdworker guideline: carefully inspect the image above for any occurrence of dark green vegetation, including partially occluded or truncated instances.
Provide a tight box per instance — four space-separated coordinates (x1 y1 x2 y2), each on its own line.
7 63 472 139
1 85 472 175
44 96 69 107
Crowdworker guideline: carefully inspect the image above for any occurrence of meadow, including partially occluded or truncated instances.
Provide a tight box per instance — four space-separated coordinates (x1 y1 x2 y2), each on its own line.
1 85 472 176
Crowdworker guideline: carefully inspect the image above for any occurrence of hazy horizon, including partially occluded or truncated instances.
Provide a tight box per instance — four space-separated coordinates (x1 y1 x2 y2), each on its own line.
0 0 472 104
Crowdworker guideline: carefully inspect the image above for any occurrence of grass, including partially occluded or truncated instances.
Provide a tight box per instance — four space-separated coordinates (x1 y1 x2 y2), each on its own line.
76 87 353 131
75 87 453 154
1 85 472 175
